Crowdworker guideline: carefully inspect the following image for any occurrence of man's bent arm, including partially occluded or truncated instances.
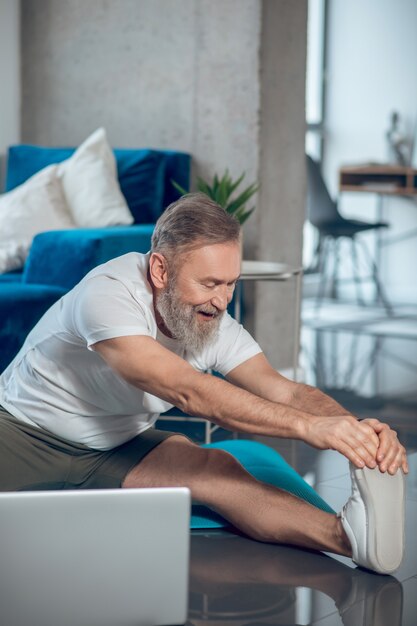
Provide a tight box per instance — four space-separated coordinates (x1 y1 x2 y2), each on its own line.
227 352 408 475
92 335 395 471
226 353 352 417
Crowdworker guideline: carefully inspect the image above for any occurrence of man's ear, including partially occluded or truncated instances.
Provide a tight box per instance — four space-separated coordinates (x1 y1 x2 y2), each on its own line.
149 252 169 289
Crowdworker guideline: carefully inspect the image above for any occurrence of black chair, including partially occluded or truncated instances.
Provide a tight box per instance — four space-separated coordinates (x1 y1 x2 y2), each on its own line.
306 155 393 315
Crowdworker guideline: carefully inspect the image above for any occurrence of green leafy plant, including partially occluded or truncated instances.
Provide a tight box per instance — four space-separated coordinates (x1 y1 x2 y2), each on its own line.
172 170 258 225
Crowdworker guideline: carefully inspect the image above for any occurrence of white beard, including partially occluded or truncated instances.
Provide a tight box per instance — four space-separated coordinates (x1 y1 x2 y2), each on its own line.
155 281 223 353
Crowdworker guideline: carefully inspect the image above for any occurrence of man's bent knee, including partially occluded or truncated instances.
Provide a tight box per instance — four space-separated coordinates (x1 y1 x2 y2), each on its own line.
122 434 205 490
122 435 247 499
193 447 253 502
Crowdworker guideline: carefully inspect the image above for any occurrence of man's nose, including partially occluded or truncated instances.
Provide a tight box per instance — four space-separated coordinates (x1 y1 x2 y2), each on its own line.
210 286 230 311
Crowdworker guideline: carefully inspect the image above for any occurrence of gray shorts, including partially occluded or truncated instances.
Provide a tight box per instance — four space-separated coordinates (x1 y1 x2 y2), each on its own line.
0 405 178 491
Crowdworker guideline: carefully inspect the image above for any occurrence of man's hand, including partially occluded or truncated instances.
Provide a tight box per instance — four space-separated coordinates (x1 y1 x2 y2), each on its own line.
302 415 408 474
303 414 380 469
362 418 408 475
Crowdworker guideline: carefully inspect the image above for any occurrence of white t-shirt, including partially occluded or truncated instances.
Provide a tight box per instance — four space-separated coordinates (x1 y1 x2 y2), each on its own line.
0 252 262 450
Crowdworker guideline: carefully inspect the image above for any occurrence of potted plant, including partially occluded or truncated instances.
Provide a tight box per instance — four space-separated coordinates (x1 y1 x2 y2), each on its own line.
172 170 258 225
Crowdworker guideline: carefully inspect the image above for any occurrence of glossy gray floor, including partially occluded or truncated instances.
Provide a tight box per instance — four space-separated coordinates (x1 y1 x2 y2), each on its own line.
182 299 417 626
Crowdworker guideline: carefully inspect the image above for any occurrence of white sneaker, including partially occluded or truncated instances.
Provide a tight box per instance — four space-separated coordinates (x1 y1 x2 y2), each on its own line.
339 463 405 574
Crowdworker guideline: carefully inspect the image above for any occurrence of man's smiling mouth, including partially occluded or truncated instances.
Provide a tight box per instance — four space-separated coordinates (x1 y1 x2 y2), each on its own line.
197 310 217 319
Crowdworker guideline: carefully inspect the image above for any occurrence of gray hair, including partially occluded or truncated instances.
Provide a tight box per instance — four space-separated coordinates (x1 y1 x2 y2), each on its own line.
151 192 241 267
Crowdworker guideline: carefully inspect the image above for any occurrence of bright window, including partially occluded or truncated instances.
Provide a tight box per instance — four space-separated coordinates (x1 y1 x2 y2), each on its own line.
304 0 327 269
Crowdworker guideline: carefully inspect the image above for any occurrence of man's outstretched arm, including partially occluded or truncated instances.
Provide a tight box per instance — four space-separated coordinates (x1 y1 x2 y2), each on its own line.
92 336 407 474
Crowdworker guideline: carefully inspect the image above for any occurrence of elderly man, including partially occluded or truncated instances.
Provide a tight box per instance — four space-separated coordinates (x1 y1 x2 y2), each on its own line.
0 193 407 574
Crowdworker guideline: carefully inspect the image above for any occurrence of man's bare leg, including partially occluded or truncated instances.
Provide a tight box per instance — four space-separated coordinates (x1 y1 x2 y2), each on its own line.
122 436 352 557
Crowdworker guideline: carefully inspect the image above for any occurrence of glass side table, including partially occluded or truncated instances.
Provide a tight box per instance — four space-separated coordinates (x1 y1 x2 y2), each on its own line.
236 260 304 382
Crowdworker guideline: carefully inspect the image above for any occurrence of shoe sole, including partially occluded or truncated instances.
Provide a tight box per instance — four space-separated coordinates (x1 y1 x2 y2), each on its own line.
354 465 405 573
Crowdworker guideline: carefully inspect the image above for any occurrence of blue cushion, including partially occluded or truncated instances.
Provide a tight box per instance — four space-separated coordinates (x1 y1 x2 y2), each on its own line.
5 145 190 223
0 271 23 283
191 440 334 529
0 283 67 372
23 226 155 290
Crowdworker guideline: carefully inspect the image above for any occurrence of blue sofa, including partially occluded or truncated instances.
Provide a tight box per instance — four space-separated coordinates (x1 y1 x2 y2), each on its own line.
0 145 190 372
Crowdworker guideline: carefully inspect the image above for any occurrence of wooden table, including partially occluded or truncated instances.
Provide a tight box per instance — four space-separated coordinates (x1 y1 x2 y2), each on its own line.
339 163 417 196
339 164 417 290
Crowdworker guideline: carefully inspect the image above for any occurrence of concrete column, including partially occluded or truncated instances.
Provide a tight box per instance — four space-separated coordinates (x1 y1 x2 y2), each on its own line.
255 0 307 371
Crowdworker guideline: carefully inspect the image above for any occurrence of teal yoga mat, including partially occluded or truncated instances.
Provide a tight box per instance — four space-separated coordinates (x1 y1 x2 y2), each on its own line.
191 439 335 529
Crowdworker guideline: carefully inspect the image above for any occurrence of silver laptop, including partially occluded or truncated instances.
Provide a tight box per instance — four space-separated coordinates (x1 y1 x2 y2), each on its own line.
0 488 191 626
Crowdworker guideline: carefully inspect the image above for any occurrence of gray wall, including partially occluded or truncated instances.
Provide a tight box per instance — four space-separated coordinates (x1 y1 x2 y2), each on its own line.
0 0 20 187
20 0 307 371
21 0 260 189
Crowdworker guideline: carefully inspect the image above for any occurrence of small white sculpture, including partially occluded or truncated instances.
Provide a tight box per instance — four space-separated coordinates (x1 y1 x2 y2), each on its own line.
386 111 410 166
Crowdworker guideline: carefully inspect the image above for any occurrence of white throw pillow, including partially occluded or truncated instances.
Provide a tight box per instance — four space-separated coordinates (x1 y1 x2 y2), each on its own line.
0 165 76 273
58 128 134 227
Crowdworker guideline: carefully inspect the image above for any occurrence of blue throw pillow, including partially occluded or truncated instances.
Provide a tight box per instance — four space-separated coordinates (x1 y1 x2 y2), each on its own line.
114 149 166 223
